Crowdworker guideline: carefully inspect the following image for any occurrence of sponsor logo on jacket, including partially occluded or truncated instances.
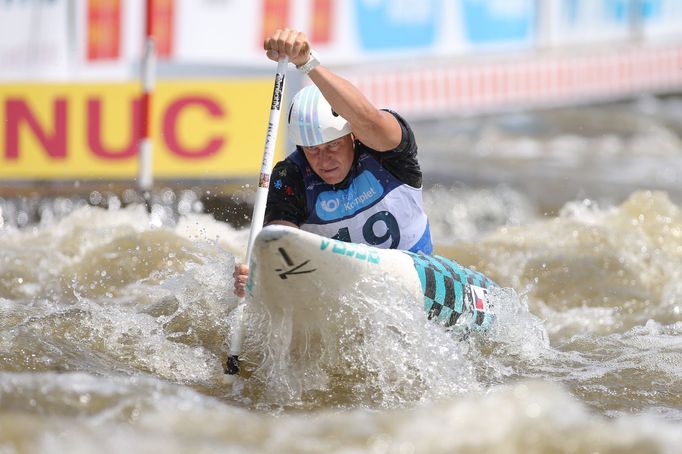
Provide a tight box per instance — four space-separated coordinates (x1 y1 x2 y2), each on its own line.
315 170 384 221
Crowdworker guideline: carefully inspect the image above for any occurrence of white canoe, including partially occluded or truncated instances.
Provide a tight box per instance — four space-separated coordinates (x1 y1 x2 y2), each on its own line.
247 225 497 333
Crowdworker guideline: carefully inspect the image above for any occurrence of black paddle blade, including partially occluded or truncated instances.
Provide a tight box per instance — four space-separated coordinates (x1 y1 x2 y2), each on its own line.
225 355 240 375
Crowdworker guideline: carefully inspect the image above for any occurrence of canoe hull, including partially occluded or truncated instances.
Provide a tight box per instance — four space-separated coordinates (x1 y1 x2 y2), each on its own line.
248 225 496 331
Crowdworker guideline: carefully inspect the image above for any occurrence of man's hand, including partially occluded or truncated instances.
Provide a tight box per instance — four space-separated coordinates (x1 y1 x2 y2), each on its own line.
233 263 250 298
263 28 310 67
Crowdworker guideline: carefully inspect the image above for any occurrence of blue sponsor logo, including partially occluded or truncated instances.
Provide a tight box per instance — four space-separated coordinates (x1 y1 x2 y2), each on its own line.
355 0 439 51
315 170 383 221
563 0 626 23
461 0 534 44
640 0 663 19
562 0 662 25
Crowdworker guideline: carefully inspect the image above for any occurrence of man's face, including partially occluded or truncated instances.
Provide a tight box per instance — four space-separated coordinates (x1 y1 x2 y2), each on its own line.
301 134 355 185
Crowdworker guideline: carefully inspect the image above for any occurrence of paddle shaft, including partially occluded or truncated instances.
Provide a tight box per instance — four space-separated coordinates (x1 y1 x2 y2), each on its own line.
225 57 288 379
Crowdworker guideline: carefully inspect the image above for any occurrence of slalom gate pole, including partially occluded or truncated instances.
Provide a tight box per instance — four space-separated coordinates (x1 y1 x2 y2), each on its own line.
138 0 156 212
223 57 288 384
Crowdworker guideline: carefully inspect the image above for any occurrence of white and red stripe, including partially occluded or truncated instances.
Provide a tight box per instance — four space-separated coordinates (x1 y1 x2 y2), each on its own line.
138 0 156 192
344 44 682 118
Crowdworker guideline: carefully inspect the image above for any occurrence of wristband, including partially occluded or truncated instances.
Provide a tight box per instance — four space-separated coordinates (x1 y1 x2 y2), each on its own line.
296 50 320 75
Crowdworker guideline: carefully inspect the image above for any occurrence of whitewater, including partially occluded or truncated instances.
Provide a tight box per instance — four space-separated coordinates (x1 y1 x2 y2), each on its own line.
1 97 681 453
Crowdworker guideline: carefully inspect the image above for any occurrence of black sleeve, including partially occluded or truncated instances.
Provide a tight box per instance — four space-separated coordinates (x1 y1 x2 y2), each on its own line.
362 110 423 188
264 158 307 226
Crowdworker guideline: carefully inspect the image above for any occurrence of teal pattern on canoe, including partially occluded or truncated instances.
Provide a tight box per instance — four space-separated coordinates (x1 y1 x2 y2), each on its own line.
407 252 497 330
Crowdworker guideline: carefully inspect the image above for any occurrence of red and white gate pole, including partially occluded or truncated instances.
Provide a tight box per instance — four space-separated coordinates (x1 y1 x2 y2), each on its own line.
138 0 156 207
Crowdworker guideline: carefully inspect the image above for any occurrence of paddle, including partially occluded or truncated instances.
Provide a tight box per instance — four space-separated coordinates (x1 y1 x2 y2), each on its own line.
223 57 288 384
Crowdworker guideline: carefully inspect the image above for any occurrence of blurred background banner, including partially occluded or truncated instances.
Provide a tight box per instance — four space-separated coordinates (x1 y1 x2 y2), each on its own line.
3 0 681 73
1 0 682 181
0 0 70 80
0 79 278 180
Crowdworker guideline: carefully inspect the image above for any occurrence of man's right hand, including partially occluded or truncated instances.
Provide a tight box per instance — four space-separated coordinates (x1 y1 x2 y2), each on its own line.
263 28 311 67
233 263 249 298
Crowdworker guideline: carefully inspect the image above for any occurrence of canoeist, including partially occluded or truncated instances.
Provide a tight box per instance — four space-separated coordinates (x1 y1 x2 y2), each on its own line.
234 28 432 297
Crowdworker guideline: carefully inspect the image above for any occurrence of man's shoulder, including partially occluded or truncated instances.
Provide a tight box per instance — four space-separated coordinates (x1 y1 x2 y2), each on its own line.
382 109 411 127
272 155 305 185
360 110 422 188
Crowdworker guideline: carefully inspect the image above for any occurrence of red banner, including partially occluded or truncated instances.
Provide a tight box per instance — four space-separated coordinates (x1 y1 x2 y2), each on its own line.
87 0 121 61
151 0 174 59
311 0 332 44
262 0 289 44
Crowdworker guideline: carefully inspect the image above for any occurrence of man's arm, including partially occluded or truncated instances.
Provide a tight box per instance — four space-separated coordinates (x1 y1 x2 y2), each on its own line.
263 28 402 152
307 66 401 152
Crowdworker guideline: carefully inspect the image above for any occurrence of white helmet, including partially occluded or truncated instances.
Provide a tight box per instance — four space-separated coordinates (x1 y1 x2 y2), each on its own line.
287 85 351 147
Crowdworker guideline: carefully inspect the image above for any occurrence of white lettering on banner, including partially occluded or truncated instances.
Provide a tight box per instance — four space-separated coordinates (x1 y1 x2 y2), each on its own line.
344 186 377 212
